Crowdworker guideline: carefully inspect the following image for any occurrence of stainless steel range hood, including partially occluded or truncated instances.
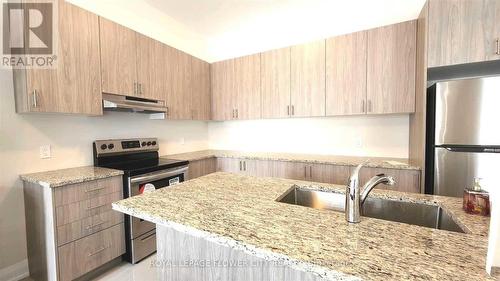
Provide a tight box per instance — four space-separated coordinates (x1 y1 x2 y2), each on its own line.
102 93 167 114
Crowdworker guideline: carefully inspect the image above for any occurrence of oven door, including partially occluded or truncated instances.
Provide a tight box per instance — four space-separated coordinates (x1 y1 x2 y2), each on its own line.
127 165 188 239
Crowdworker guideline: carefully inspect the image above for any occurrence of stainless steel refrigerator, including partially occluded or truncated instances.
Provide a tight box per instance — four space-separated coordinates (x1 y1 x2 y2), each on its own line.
428 77 500 197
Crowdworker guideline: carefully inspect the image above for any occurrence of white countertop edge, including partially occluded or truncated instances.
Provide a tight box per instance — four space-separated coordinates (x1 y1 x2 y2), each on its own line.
112 203 360 281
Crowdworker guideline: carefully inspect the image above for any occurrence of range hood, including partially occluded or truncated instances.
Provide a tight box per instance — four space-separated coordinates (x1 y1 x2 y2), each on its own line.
102 93 167 114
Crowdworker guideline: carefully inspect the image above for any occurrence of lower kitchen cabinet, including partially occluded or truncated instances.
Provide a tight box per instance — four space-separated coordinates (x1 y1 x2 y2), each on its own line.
22 176 125 281
359 167 421 193
188 158 217 179
215 157 421 193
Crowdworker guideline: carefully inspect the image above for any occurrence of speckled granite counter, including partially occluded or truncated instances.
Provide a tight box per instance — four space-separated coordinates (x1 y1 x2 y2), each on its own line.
112 172 492 280
20 166 123 188
164 150 420 170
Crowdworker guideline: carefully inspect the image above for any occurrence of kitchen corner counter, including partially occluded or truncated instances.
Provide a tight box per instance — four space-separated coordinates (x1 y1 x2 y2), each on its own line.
20 166 123 188
164 150 421 170
112 172 492 280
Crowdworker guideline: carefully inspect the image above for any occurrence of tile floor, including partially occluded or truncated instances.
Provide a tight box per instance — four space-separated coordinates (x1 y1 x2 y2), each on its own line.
93 255 158 281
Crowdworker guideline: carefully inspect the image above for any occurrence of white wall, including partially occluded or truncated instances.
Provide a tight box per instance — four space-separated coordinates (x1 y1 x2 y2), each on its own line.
0 68 209 272
209 115 410 158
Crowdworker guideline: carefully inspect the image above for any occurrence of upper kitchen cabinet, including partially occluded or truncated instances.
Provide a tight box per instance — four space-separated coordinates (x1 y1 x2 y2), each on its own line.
211 54 261 120
191 57 211 120
136 34 164 100
165 47 192 119
428 0 500 67
326 31 367 116
99 18 138 98
261 47 291 118
14 0 102 115
234 54 261 120
367 20 416 114
290 40 326 117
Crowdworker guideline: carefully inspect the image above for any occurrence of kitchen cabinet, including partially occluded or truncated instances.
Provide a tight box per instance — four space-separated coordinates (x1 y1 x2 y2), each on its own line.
216 158 259 175
308 164 352 185
164 47 192 119
99 17 138 98
23 176 125 281
210 54 261 120
136 34 164 100
359 167 420 193
14 0 102 115
188 158 217 179
428 0 500 67
191 57 212 120
290 40 326 117
326 31 367 116
367 20 416 114
261 47 291 118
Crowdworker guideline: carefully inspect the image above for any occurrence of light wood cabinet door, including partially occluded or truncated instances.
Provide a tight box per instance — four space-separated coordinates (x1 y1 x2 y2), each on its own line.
21 0 101 115
216 158 242 173
359 168 420 193
211 60 236 120
261 47 291 118
270 161 308 181
168 49 192 119
188 158 216 179
367 20 416 114
326 31 367 116
99 17 137 97
191 57 211 120
234 54 261 120
136 34 164 100
428 0 500 67
309 164 352 185
291 40 326 117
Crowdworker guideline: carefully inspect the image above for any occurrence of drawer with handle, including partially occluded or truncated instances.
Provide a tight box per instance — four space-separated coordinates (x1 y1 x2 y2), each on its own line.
57 210 124 246
58 223 125 281
55 191 122 226
54 176 122 207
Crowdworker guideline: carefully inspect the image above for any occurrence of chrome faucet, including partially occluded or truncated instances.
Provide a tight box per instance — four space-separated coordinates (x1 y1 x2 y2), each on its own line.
345 163 396 223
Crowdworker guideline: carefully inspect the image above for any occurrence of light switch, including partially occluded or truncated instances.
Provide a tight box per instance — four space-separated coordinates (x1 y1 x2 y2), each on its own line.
354 137 363 148
40 145 51 159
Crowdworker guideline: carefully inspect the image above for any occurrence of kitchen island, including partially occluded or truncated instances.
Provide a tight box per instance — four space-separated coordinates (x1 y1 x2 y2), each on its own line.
112 172 492 280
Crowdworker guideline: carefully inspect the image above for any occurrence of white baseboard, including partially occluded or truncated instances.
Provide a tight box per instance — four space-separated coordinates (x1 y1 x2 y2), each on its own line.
0 259 29 281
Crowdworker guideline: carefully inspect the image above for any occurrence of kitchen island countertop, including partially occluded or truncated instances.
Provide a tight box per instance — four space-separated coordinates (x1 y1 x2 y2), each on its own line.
112 172 492 280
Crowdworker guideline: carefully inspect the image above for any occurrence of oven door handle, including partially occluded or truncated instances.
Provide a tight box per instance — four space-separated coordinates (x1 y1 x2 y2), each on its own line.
130 166 188 184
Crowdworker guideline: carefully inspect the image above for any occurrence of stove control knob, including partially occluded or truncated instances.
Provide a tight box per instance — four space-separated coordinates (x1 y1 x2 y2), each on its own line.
152 141 157 146
142 141 147 147
147 141 152 146
108 143 115 149
100 144 107 150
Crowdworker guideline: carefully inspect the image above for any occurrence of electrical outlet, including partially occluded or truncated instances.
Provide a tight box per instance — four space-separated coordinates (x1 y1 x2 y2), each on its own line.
40 145 51 159
180 138 185 145
354 137 363 148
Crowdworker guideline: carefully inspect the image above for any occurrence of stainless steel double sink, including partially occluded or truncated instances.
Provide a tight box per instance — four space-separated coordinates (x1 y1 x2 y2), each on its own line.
276 186 464 233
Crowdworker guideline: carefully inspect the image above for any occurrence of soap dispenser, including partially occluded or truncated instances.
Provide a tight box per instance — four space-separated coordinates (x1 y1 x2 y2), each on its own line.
463 177 490 216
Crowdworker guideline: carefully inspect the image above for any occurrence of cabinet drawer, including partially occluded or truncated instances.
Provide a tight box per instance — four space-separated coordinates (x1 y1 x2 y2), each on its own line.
55 191 122 226
54 176 122 207
58 223 125 281
57 210 124 246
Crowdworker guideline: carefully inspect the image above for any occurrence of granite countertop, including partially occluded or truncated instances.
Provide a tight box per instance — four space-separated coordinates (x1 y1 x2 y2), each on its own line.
112 172 492 280
20 166 123 188
164 150 421 170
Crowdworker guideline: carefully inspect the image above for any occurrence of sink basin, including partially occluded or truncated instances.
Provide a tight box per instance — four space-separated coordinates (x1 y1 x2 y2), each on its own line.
276 186 465 233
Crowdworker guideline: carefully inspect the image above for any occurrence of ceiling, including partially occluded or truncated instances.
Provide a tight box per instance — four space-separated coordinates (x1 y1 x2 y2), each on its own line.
68 0 426 62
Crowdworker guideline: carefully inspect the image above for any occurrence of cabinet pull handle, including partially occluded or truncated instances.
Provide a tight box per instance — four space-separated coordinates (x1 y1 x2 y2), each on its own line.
287 105 290 116
139 83 143 95
291 105 295 116
32 90 38 108
232 109 235 119
309 166 312 179
496 38 500 55
88 245 110 257
85 220 107 230
166 106 169 117
239 161 242 171
304 166 307 178
362 100 365 113
87 203 107 210
133 82 137 95
85 186 105 193
236 109 239 119
243 161 246 171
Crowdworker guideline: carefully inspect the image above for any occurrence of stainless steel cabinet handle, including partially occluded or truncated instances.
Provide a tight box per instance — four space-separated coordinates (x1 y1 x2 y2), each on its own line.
32 90 38 108
84 186 105 193
362 100 365 113
236 109 239 119
166 106 169 117
232 109 235 119
85 220 107 230
88 245 110 257
243 161 246 171
496 38 500 55
134 82 137 95
309 166 312 179
239 161 242 171
139 83 143 95
304 166 307 178
291 105 295 116
287 105 290 116
140 231 156 242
